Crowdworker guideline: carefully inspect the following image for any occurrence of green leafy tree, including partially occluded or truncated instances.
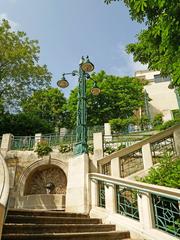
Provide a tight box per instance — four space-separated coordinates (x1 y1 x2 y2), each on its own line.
0 19 51 109
152 113 163 128
67 71 145 128
22 88 67 130
104 0 180 87
0 112 54 136
109 118 133 133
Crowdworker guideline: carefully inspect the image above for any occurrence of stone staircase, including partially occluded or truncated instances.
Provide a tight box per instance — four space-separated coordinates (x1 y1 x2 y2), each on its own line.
2 209 130 240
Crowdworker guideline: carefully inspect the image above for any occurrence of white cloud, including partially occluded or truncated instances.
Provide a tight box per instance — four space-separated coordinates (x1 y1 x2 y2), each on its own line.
111 43 147 77
0 13 19 30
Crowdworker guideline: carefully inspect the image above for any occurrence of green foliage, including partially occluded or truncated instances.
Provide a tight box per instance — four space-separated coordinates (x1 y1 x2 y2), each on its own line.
104 146 116 154
0 112 53 136
59 144 73 153
139 155 180 188
134 115 151 131
104 144 125 154
158 120 179 131
104 0 119 4
152 112 179 131
110 115 151 133
105 0 180 87
35 140 52 157
0 19 51 109
152 113 163 128
67 71 144 128
88 145 94 154
22 88 67 129
117 144 126 150
172 109 180 120
109 118 133 132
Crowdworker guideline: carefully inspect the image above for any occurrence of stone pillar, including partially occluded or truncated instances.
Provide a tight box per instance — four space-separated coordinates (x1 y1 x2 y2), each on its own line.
138 192 154 230
90 179 98 208
92 132 104 172
104 123 112 142
173 126 180 156
1 133 13 157
66 153 89 214
111 157 121 178
60 128 69 137
142 143 153 170
105 184 116 213
34 133 42 147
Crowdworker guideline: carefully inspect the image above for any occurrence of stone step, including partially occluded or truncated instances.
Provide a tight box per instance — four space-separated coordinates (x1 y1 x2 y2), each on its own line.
3 223 115 234
2 231 130 240
3 209 131 240
6 215 101 224
7 209 89 218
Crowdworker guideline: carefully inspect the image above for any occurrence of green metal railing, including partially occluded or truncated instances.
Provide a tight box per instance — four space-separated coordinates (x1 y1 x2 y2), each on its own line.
152 194 180 237
104 132 152 150
42 133 76 147
98 181 105 208
116 185 139 220
11 136 35 150
94 173 180 238
5 127 153 151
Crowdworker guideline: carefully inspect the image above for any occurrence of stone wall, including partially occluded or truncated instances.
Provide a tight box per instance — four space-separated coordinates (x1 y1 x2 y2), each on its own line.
5 149 71 210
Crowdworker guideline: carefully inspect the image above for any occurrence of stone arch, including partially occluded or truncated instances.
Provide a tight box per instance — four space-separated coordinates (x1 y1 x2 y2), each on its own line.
17 158 68 197
24 165 67 195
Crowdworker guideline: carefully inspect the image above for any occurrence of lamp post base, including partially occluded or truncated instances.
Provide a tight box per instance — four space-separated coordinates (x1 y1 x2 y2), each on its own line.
74 142 88 155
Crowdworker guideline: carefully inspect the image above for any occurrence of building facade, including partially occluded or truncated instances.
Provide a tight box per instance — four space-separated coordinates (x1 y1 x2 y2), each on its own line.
135 70 179 121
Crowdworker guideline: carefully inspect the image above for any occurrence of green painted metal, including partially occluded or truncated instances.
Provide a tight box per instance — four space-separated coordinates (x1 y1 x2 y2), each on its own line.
175 88 180 110
11 136 35 150
144 90 151 120
98 181 105 208
116 185 139 220
152 194 180 237
150 135 176 164
74 63 88 155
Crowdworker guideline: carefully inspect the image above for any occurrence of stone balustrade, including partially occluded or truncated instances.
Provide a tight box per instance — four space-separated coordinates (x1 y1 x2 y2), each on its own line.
89 173 180 240
97 124 180 178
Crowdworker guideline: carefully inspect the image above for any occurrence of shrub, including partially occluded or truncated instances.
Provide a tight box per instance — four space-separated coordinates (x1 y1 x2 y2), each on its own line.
152 113 163 128
88 145 94 154
35 140 52 157
59 144 73 153
158 120 177 130
109 118 133 133
138 154 180 188
104 146 116 154
117 144 126 151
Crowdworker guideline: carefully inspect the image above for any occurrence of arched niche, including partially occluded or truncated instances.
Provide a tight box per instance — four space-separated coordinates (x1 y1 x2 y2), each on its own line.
24 165 67 195
17 158 68 197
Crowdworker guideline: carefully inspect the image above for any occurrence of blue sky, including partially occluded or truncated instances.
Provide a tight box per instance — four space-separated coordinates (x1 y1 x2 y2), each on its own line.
0 0 147 96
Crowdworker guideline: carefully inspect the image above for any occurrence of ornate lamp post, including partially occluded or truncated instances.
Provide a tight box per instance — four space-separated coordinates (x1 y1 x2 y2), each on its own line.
57 56 100 155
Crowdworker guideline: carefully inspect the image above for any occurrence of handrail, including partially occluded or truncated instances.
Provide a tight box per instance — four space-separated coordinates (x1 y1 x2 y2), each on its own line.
98 124 180 165
89 173 180 200
0 153 9 207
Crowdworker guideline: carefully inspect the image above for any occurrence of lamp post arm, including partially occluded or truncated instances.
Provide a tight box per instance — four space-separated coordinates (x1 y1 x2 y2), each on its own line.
63 70 79 77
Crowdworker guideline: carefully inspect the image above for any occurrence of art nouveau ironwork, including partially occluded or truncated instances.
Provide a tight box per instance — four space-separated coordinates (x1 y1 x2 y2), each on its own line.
116 185 139 220
152 194 180 237
120 149 143 177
